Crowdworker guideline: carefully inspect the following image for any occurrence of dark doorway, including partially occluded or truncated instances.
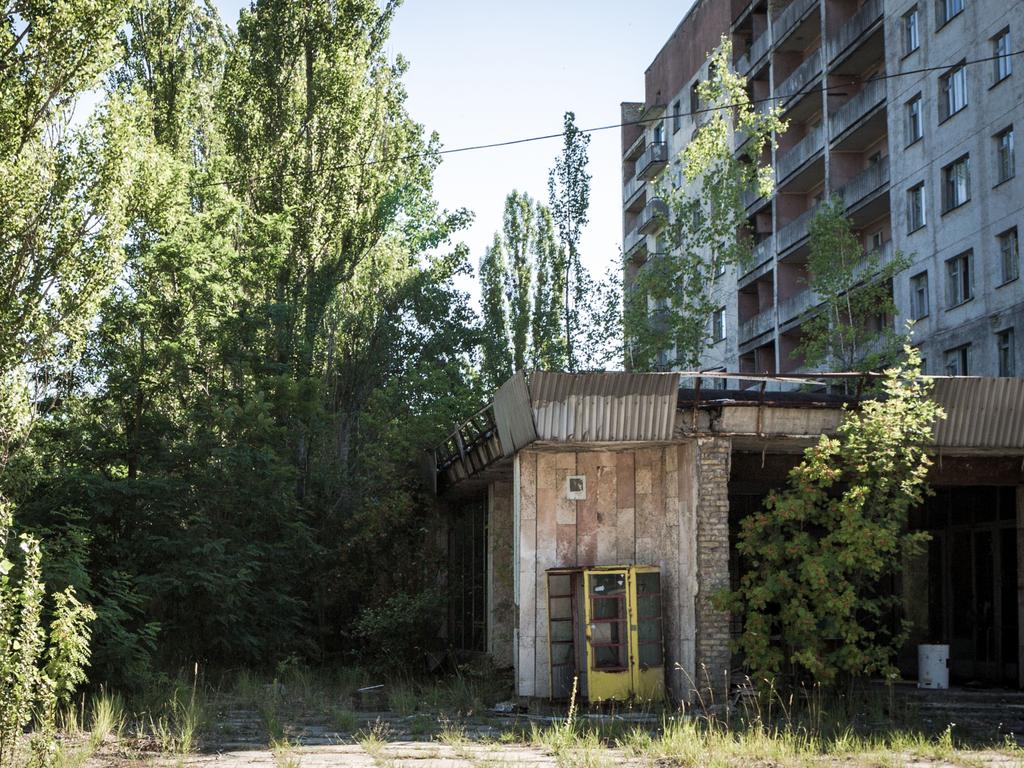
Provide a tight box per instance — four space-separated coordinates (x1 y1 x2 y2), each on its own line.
912 487 1019 686
448 499 487 652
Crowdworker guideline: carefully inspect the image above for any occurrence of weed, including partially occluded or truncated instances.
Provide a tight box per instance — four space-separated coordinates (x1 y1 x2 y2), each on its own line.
271 735 301 768
328 705 358 733
386 682 418 716
88 691 125 748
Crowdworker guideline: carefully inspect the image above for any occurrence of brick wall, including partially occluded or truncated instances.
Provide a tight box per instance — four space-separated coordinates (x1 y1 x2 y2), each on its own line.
695 437 732 706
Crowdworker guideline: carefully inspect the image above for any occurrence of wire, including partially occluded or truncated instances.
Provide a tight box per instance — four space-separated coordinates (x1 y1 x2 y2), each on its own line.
197 47 1023 189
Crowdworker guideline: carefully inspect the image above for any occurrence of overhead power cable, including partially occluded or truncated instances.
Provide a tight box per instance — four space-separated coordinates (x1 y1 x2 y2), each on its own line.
198 47 1022 189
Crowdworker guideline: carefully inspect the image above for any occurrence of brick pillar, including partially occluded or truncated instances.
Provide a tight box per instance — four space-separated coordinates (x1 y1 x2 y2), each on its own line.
694 437 732 708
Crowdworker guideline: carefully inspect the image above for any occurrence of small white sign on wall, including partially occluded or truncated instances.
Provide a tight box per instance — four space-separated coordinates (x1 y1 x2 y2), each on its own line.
566 475 587 500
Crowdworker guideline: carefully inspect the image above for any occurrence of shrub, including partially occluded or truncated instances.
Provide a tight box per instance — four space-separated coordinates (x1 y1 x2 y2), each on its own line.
352 589 443 669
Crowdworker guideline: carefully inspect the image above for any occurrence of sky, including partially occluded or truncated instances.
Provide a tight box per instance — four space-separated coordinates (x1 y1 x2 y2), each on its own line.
213 0 695 287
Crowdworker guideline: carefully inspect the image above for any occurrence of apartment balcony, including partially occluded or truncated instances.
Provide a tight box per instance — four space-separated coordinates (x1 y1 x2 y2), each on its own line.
737 28 771 76
776 48 822 108
623 131 645 161
850 240 895 282
777 124 824 182
773 0 819 46
776 203 820 253
624 225 646 261
637 198 668 235
778 288 817 325
828 78 886 145
825 0 883 64
750 237 774 269
739 307 774 343
623 175 645 212
741 185 764 211
836 156 889 212
636 142 668 180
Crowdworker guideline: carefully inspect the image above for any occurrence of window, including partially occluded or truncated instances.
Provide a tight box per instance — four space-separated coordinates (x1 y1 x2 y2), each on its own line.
945 250 973 306
672 99 682 133
997 329 1016 377
904 7 920 54
993 28 1012 83
939 62 967 120
711 307 726 341
941 155 970 211
907 183 926 232
653 120 665 144
910 271 930 319
995 126 1015 184
870 230 884 251
906 94 923 144
999 227 1020 283
937 0 963 26
944 344 969 375
690 82 700 115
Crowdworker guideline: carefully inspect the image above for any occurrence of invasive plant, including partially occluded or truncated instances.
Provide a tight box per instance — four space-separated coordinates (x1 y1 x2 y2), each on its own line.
797 197 910 376
1 502 96 767
722 346 944 688
624 36 787 370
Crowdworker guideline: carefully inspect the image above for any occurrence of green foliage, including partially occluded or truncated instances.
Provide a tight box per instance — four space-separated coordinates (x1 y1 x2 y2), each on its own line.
1 502 96 767
723 346 944 687
624 38 786 370
352 590 444 669
797 197 910 375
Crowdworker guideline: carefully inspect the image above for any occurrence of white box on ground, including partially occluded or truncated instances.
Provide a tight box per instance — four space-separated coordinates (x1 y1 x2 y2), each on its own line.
918 644 950 689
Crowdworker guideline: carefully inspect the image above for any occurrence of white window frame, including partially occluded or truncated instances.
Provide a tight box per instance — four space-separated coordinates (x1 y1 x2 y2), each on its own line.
997 328 1016 377
906 94 923 144
711 306 726 342
944 344 969 376
937 0 963 26
941 155 970 211
945 250 973 306
940 63 967 120
904 7 920 54
994 28 1012 83
999 227 1020 284
910 271 930 319
907 183 926 232
995 126 1015 184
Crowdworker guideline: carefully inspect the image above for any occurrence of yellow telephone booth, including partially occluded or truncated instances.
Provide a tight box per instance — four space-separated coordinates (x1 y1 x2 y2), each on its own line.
546 565 665 703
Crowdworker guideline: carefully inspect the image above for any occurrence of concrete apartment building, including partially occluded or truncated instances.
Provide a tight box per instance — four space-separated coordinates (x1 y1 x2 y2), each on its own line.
621 0 1023 378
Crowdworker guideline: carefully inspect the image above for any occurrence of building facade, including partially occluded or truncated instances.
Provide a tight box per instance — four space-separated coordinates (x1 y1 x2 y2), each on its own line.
622 0 1023 377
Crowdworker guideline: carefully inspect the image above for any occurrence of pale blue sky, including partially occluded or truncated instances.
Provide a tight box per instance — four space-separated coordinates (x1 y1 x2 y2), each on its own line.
214 0 695 285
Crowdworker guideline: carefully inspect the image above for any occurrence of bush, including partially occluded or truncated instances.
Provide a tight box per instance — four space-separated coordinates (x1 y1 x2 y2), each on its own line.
352 589 443 668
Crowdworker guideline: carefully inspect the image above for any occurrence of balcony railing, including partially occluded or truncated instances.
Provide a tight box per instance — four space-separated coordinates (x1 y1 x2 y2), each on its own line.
851 240 895 282
777 123 824 181
773 0 818 44
750 237 774 268
777 288 817 324
622 175 644 204
828 77 886 142
740 307 774 343
624 226 646 259
826 0 883 63
741 186 763 210
776 48 822 107
737 28 771 76
637 198 668 234
636 142 668 180
836 156 889 210
777 203 820 253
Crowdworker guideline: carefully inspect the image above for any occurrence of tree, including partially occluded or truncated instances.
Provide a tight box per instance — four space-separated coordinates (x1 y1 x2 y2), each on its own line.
531 203 568 370
0 0 132 757
623 38 786 370
548 111 592 372
796 197 910 376
722 345 944 688
479 232 513 389
503 191 535 373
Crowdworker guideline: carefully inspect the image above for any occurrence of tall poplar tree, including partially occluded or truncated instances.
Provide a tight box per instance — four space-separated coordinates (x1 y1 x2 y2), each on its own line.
548 111 591 372
502 191 536 373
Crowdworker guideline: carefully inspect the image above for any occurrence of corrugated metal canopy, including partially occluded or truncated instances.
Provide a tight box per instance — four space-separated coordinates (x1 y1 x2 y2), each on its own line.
932 378 1024 450
529 371 679 442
